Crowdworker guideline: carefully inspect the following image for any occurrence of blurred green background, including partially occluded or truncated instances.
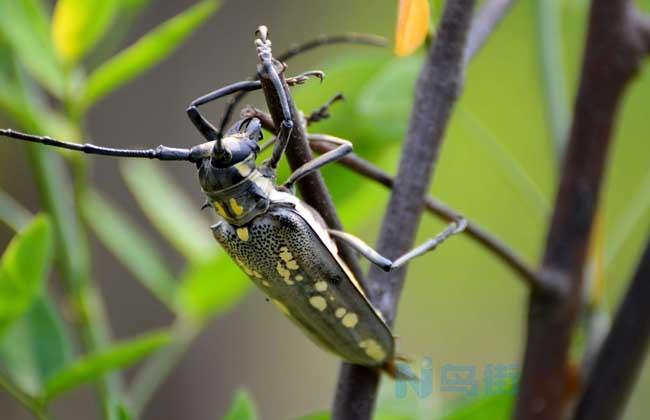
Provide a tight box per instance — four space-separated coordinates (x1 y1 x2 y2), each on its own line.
0 0 648 419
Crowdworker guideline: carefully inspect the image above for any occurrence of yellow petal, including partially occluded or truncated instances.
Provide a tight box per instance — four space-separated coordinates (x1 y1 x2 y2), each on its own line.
394 0 431 56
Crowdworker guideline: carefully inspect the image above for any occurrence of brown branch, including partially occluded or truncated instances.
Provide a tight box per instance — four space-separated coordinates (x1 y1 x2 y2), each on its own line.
514 1 650 419
332 1 477 419
573 239 650 420
308 137 543 290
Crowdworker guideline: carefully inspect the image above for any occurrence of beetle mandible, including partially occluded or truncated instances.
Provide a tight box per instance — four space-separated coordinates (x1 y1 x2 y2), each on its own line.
0 26 466 378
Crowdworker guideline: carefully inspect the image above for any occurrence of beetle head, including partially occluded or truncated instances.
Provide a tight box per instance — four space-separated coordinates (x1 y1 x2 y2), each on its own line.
198 117 264 194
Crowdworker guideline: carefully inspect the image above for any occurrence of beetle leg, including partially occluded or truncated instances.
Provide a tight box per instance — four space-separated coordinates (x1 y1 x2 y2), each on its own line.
186 80 263 141
282 134 352 190
328 218 467 272
255 26 295 171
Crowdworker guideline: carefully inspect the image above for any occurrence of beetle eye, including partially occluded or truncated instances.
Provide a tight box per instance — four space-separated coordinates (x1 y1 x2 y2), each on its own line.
210 148 232 167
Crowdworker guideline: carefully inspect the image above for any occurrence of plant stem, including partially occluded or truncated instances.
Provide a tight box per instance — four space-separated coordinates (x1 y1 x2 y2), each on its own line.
0 373 49 420
514 1 650 418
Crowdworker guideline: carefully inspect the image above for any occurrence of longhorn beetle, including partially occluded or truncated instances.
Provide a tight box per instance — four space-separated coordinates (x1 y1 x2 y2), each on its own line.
0 26 466 379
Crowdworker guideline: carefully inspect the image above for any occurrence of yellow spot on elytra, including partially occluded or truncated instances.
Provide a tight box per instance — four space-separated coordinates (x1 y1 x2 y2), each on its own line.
236 227 249 241
276 246 299 283
359 339 387 362
309 295 327 311
214 201 227 218
335 308 347 318
279 248 293 261
229 198 244 216
272 299 290 316
342 312 359 328
262 281 271 287
276 262 293 285
295 275 304 282
315 281 328 292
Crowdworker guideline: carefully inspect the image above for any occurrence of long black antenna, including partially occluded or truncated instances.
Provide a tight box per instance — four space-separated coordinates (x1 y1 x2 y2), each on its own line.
0 129 195 161
217 32 387 135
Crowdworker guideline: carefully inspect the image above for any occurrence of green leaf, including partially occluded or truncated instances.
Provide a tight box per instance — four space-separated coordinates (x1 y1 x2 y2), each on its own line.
42 330 171 401
0 215 53 340
0 189 32 232
0 0 65 97
120 160 216 262
438 390 514 420
0 296 72 395
82 189 178 309
80 0 220 110
52 0 118 64
222 389 258 420
177 256 250 321
293 412 330 420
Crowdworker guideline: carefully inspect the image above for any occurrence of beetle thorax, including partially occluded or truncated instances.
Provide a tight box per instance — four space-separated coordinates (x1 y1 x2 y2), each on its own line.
199 155 274 226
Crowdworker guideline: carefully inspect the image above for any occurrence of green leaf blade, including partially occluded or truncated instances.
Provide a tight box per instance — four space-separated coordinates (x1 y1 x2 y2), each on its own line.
0 215 53 340
0 296 72 395
0 0 65 97
177 256 251 321
42 330 171 401
81 0 220 110
222 389 258 420
52 0 119 64
120 160 216 262
83 189 178 310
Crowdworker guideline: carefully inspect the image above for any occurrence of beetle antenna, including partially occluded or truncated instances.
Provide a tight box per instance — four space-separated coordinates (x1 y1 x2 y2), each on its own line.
218 32 387 134
0 129 195 162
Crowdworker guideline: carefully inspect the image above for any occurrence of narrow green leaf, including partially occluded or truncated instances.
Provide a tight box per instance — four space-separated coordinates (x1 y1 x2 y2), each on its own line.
82 189 178 309
0 296 72 395
0 0 65 97
52 0 118 64
222 389 258 420
438 389 514 419
118 0 151 14
81 0 220 110
293 412 330 420
177 256 250 320
0 189 32 232
42 330 171 401
120 160 216 262
0 215 53 340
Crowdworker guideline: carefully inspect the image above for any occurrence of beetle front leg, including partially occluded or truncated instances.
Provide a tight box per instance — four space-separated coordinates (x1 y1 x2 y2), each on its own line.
186 80 263 140
282 134 352 190
328 218 467 272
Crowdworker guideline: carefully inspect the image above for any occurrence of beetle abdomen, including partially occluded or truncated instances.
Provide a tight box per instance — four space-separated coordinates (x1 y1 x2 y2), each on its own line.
212 204 394 366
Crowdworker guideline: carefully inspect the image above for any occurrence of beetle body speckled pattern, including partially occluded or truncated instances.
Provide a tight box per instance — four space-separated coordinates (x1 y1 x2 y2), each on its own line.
213 187 394 366
0 26 465 380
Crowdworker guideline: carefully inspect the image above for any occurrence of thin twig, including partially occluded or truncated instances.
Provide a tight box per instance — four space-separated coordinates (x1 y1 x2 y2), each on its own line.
308 137 542 290
514 1 650 418
464 0 516 63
